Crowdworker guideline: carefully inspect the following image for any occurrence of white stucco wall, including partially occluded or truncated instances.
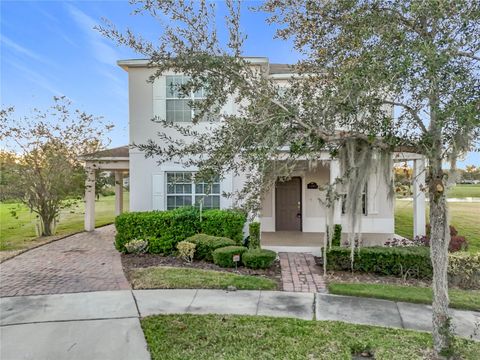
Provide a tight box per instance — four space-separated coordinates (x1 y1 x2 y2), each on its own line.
127 67 238 212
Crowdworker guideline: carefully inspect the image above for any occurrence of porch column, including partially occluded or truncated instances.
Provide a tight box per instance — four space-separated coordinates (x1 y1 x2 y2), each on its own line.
84 166 96 231
330 160 342 225
114 171 124 216
413 158 426 238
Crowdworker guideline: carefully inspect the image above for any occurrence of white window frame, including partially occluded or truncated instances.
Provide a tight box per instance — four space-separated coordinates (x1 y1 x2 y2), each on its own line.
165 171 220 210
165 75 205 122
341 183 368 216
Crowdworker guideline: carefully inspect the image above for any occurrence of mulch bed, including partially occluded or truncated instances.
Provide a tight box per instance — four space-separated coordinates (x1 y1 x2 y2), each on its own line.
121 253 282 288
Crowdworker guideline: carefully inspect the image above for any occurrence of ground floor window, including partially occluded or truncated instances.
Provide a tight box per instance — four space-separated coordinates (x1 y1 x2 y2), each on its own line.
166 172 220 210
341 184 368 215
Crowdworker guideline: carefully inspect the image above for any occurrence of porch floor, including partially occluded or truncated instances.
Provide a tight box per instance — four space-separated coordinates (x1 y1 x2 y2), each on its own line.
261 231 324 247
261 231 392 250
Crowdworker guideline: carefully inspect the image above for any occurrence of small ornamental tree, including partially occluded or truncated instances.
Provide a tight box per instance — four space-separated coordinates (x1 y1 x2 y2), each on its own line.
99 1 480 355
0 97 113 236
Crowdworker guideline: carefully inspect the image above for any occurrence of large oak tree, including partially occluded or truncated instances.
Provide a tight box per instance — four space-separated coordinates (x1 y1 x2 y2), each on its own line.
100 0 479 356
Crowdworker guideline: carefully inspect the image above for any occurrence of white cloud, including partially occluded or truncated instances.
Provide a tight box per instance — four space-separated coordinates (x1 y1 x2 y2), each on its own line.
0 35 51 65
6 59 64 97
66 4 120 66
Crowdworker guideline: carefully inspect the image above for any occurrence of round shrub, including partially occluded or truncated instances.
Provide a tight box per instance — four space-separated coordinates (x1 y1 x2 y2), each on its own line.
186 234 236 261
242 249 277 269
176 241 196 263
124 239 149 254
212 246 248 268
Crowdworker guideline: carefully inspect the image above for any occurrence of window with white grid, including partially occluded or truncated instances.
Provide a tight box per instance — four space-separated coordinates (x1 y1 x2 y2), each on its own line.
165 75 205 122
166 172 220 210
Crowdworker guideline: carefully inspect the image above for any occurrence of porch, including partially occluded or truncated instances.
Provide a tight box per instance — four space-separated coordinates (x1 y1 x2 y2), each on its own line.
259 150 427 253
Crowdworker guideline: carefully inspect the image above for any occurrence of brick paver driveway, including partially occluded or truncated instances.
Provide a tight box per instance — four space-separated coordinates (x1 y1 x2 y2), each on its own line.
0 225 130 297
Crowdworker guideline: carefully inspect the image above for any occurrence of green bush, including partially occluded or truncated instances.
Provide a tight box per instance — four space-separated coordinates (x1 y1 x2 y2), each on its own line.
448 252 480 289
115 207 246 254
212 246 248 268
326 246 432 279
249 222 261 249
332 224 342 247
242 248 277 269
185 234 236 261
200 209 246 243
115 207 199 254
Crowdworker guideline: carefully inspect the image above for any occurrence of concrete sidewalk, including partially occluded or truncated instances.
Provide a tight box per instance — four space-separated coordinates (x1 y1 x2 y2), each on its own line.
1 290 479 359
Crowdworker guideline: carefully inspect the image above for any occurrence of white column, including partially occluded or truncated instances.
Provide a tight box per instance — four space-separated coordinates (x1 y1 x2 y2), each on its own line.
413 158 426 237
330 160 342 225
84 166 96 231
115 171 124 216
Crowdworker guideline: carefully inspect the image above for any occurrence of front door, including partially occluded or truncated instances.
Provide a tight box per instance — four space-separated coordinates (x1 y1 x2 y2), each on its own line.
275 177 302 231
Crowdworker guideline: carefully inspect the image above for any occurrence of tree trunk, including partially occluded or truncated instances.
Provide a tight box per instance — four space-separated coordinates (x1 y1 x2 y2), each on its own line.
429 166 452 356
40 215 53 236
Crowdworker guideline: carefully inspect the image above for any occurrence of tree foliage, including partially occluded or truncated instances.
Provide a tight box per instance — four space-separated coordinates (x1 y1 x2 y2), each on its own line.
0 97 113 236
100 0 479 355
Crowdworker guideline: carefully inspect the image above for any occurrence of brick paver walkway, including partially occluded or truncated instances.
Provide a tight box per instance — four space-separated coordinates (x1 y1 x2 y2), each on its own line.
0 225 130 297
279 252 326 293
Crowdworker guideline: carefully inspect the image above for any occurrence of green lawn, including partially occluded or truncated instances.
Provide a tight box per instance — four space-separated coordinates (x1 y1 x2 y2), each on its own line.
448 184 480 198
328 283 480 311
141 314 480 360
129 266 277 290
0 194 129 251
395 200 480 253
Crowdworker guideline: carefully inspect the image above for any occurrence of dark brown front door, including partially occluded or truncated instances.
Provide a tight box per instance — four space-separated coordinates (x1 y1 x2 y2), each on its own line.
275 177 302 231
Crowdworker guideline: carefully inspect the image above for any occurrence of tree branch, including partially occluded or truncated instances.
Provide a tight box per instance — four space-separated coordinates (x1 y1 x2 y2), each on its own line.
382 100 428 133
454 51 480 61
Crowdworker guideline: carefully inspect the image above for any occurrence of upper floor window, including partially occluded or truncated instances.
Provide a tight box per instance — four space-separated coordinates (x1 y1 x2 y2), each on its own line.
166 75 205 122
166 171 220 210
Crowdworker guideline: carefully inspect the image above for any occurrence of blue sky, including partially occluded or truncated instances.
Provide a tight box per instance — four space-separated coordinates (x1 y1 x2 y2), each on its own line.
1 1 478 167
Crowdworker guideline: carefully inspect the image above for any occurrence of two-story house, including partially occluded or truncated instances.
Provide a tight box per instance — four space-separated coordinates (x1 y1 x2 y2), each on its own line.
82 57 427 254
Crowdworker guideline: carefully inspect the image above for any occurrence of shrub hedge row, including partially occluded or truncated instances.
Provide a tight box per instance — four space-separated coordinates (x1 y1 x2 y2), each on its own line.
115 207 246 254
185 234 236 261
326 246 433 279
327 246 479 289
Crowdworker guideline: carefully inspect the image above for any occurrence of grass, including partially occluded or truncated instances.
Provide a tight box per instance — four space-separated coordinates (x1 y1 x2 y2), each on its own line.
0 194 129 251
141 314 480 360
129 266 278 290
448 184 480 198
328 283 480 311
395 200 480 253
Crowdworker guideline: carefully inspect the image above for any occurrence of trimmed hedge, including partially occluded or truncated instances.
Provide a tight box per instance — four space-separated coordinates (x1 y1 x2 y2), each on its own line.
249 222 261 249
115 207 246 254
242 249 277 269
212 246 248 268
326 246 432 279
200 209 246 243
185 234 236 261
